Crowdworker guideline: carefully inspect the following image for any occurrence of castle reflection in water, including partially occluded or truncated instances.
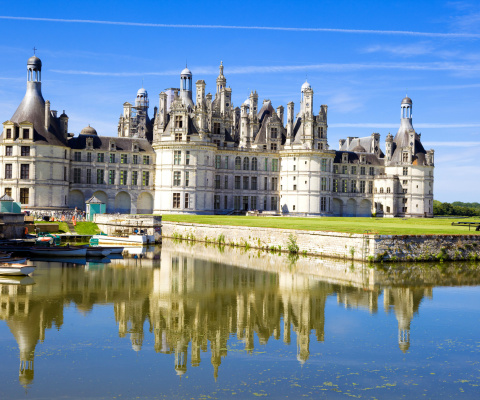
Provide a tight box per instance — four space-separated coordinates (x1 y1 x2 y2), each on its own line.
3 240 473 387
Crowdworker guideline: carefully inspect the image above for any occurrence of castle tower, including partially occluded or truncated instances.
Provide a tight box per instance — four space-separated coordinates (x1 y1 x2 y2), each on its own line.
180 67 194 109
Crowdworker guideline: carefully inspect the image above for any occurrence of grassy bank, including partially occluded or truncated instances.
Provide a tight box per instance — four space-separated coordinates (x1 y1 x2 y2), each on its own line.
161 215 480 236
74 222 101 235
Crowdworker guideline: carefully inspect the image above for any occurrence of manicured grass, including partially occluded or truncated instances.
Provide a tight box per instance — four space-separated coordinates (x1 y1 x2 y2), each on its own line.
74 222 101 235
161 215 480 235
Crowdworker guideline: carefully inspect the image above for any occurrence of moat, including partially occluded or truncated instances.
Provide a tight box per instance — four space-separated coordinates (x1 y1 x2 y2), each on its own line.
1 240 479 399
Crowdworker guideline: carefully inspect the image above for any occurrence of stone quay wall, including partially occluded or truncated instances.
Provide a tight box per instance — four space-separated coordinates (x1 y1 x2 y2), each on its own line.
162 221 480 262
0 212 25 239
94 214 162 243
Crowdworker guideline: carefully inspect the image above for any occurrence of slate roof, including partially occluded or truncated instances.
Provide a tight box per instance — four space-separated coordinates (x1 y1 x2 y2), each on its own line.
68 135 154 153
334 151 385 166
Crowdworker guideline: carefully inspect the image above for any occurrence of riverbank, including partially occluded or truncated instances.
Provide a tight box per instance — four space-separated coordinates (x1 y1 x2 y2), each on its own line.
162 219 480 262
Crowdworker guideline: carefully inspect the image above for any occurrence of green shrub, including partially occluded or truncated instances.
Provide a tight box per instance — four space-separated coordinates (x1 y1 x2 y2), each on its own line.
287 234 299 254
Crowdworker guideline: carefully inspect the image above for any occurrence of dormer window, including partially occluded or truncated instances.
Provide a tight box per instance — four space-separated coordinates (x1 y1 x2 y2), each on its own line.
6 128 12 139
342 153 348 163
318 127 324 138
175 116 183 128
110 143 116 151
402 152 409 163
22 128 30 139
271 127 278 139
361 155 366 163
86 138 93 149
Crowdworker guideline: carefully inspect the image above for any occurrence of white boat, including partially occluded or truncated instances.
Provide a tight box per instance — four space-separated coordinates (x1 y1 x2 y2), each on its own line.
0 264 36 276
29 246 87 257
2 257 28 264
90 234 148 246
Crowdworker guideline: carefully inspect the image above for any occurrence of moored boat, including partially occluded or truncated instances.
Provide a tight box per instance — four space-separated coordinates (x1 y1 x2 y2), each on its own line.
29 246 87 257
90 234 148 246
0 264 36 276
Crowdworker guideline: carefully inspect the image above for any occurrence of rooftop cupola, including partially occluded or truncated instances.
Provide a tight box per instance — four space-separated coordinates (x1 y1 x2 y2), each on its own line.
179 66 194 108
401 96 412 119
216 61 226 93
27 51 42 82
135 87 149 109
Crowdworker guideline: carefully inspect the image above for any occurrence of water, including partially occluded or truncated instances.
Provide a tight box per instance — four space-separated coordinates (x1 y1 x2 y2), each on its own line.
1 239 480 399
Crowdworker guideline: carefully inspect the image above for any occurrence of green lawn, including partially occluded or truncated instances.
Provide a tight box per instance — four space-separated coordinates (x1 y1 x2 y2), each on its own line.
161 215 480 235
74 222 101 235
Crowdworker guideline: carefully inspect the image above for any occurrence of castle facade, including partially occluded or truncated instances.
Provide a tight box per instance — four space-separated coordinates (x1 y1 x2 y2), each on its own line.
1 55 434 217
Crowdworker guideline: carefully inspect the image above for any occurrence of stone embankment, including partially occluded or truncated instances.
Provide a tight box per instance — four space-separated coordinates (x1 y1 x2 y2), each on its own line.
161 221 480 262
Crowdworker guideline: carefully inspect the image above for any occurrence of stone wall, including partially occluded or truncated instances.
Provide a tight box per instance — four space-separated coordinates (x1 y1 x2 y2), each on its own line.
0 213 25 239
162 221 480 262
94 214 162 243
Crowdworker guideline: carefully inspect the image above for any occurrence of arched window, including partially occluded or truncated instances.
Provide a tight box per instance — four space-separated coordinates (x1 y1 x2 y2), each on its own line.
387 187 391 193
251 157 258 171
380 188 384 193
235 156 241 170
243 157 249 170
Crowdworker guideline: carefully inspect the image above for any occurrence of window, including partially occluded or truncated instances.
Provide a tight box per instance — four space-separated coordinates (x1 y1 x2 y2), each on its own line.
272 159 279 172
234 196 241 210
264 159 268 171
213 139 221 147
97 153 105 162
213 122 220 135
20 164 29 180
185 193 190 209
133 155 139 164
121 154 128 164
86 169 92 184
5 164 12 179
263 197 268 210
402 152 409 163
173 193 181 208
333 179 338 192
321 159 327 172
73 168 81 183
369 167 375 176
264 177 268 190
215 175 221 189
174 151 181 165
243 176 249 190
271 196 278 211
174 171 181 186
402 206 407 213
110 153 116 163
224 156 229 169
251 157 258 171
143 171 150 186
175 133 182 142
333 164 338 174
224 176 228 189
132 171 138 186
380 188 384 193
271 127 278 139
271 177 278 190
22 128 29 139
235 176 241 190
185 171 189 187
386 187 391 193
20 188 29 204
120 170 127 185
5 146 12 156
19 146 30 157
214 195 220 210
403 188 407 194
175 116 183 128
293 184 297 190
97 169 104 184
4 188 12 197
251 177 257 190
403 167 408 176
186 151 190 165
270 143 277 151
350 180 357 193
351 166 357 175
321 177 327 191
74 151 81 161
243 157 249 170
321 197 327 212
360 166 365 175
108 170 115 184
224 196 228 209
143 155 149 165
251 196 257 210
403 180 408 185
6 128 12 139
360 181 366 193
342 166 348 174
368 181 373 194
87 152 92 162
235 156 241 170
215 155 221 169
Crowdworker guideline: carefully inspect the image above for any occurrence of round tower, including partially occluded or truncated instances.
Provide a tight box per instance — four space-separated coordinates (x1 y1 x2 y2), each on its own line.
135 87 149 110
401 96 412 119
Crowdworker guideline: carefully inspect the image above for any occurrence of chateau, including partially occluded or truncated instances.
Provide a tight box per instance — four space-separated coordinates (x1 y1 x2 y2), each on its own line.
1 55 434 217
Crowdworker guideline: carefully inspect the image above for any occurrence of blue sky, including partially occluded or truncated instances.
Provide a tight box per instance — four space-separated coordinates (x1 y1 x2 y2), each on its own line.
1 0 479 202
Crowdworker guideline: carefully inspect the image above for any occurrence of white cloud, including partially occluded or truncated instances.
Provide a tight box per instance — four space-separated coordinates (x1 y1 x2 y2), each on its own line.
1 15 480 38
363 42 434 57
